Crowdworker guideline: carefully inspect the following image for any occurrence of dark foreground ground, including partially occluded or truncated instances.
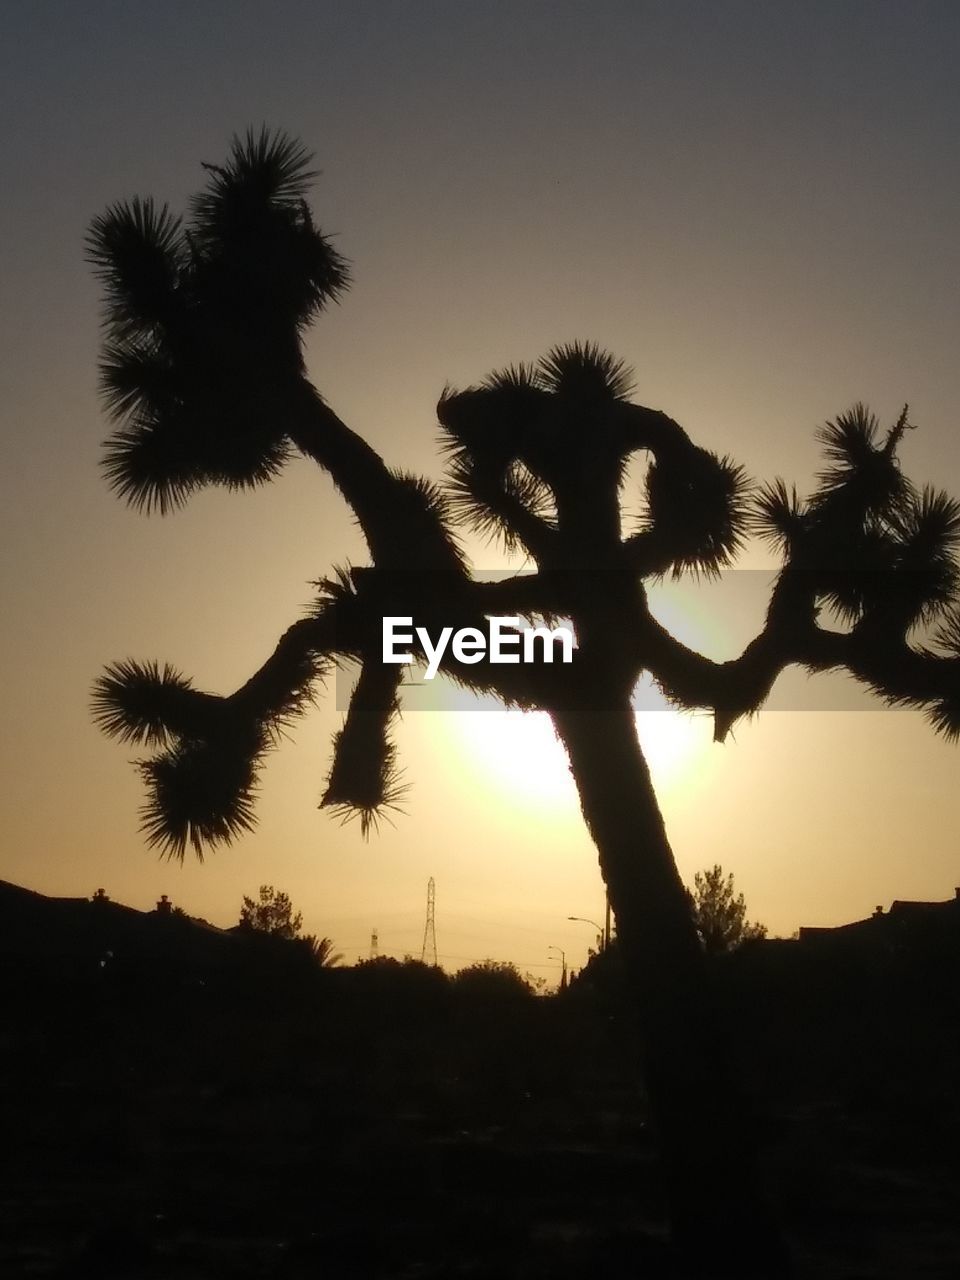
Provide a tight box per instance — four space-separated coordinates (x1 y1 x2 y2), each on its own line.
2 944 958 1279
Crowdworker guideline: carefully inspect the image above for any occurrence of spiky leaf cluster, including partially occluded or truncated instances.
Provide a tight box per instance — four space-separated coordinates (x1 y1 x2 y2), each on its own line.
89 128 349 513
439 344 646 553
438 365 550 549
754 406 960 635
138 733 262 860
91 659 214 746
93 634 326 858
537 342 635 403
811 404 911 519
751 479 807 557
441 342 752 575
321 660 406 835
641 449 751 578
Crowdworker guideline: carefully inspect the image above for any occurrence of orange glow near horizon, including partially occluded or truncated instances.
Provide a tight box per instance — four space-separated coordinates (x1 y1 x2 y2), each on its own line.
3 3 960 963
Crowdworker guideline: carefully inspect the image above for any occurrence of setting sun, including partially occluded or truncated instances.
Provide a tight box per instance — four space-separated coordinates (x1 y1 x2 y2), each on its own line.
453 694 710 814
454 708 576 809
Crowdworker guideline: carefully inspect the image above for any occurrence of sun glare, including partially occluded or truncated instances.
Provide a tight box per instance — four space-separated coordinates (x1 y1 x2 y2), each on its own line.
452 699 709 815
635 708 709 788
455 709 576 809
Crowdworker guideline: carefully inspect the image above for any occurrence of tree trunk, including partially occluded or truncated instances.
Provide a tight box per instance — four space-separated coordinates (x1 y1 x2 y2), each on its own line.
553 700 791 1278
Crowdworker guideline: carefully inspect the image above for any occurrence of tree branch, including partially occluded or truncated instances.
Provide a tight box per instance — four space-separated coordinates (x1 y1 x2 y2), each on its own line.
642 568 960 740
288 383 464 573
640 570 839 739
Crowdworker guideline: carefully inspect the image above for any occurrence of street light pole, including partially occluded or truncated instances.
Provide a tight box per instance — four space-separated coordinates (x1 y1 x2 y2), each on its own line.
547 944 567 991
567 915 605 953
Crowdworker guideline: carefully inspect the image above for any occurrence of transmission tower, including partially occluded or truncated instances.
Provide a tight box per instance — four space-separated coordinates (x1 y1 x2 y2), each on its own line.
420 877 438 966
370 928 379 961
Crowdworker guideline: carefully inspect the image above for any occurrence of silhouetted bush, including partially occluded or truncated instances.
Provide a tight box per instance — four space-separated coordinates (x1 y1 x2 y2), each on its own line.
452 959 536 1002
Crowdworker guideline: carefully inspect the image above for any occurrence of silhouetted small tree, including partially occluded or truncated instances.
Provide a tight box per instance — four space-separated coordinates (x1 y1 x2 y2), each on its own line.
88 129 960 1275
238 884 302 940
690 865 767 955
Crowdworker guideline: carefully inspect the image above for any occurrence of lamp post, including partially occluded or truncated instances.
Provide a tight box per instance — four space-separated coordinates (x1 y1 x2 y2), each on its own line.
547 944 567 991
567 915 605 953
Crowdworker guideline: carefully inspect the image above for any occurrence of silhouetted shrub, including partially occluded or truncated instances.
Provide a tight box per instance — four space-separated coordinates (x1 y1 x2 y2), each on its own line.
453 959 535 1002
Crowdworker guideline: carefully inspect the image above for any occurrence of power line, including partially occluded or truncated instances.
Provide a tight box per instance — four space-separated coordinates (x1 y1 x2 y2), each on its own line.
335 944 563 969
441 911 575 937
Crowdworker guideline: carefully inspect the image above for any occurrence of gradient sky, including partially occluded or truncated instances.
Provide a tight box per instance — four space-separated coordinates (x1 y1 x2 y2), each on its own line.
2 1 960 976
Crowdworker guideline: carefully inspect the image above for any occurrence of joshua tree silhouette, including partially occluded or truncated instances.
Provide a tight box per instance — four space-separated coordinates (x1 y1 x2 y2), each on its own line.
89 129 960 1275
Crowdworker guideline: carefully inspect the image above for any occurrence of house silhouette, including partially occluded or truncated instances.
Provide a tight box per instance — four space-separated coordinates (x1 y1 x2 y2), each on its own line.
0 878 235 985
799 887 960 956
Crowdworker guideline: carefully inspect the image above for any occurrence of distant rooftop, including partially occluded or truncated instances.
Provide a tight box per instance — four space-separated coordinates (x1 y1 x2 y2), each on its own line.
799 887 960 944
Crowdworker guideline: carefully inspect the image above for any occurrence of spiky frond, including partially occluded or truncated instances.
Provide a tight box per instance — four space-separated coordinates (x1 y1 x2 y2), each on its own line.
643 449 752 577
811 404 912 521
926 695 960 741
537 342 634 402
190 127 349 328
381 472 466 570
322 742 407 838
100 399 291 514
507 461 555 521
91 129 350 515
445 456 505 544
751 479 808 556
814 525 899 625
446 456 555 550
99 340 176 424
192 128 318 232
437 375 547 471
817 486 960 631
882 486 960 627
891 485 960 560
86 197 185 342
311 564 360 609
437 364 559 554
321 660 406 837
929 606 960 657
817 401 881 455
100 418 201 514
480 363 544 394
137 734 263 861
91 659 218 746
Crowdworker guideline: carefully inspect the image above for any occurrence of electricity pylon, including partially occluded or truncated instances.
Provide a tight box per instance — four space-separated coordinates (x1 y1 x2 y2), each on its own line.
420 877 437 966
